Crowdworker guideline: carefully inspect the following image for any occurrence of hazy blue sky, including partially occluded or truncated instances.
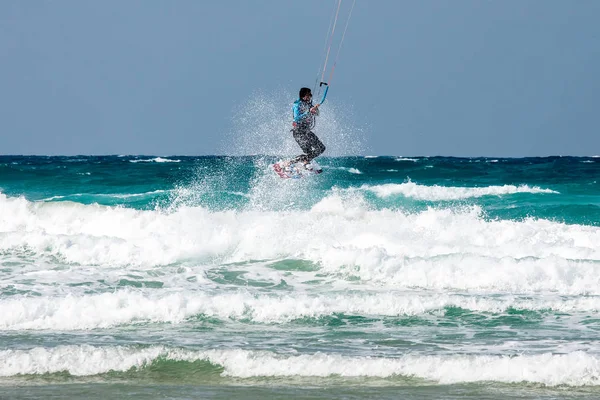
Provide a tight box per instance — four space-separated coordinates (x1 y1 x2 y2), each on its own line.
1 0 599 156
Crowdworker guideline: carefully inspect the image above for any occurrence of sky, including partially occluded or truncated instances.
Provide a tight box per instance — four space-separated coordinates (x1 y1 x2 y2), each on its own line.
1 0 599 157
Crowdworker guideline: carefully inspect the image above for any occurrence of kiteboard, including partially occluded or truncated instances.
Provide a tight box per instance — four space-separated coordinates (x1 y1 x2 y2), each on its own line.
272 160 322 179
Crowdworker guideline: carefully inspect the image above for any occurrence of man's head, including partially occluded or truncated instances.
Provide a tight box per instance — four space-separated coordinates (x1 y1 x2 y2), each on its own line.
299 87 312 101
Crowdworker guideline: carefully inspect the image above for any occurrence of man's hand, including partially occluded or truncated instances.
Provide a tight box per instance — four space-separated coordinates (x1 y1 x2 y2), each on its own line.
310 104 320 114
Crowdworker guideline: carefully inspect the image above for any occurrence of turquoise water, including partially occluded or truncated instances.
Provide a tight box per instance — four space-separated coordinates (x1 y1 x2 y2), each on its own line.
1 155 600 399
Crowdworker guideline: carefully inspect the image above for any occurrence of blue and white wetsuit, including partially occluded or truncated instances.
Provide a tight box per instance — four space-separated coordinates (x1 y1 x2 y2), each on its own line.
291 98 325 162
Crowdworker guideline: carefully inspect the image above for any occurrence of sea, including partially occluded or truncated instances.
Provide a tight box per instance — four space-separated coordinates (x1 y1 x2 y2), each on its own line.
1 154 600 399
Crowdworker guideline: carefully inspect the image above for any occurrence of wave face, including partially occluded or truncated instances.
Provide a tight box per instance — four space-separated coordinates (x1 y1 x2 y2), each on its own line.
1 155 600 396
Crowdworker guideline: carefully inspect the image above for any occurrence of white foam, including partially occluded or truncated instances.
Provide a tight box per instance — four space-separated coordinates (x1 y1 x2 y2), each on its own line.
214 350 600 386
0 345 188 377
395 158 419 162
4 290 600 330
41 190 169 202
0 194 236 267
331 166 362 174
107 190 169 199
0 291 239 330
317 252 600 294
40 195 67 201
1 345 599 386
363 181 559 200
2 193 600 295
130 157 180 163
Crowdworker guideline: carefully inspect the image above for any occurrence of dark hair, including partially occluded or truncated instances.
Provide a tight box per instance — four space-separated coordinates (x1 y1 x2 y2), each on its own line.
299 87 312 98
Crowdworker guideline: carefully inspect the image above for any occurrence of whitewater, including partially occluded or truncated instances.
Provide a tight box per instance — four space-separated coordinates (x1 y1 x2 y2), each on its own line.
1 154 600 399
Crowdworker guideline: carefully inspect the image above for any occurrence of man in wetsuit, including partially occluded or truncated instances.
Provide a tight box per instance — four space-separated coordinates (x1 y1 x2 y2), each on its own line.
292 87 326 164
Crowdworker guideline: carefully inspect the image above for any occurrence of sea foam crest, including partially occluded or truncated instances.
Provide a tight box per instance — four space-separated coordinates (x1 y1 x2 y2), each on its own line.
3 290 600 330
1 345 599 386
363 182 559 200
1 193 599 272
130 157 180 163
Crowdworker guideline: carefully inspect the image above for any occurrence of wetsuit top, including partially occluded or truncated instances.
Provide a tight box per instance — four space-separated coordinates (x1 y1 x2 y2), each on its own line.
292 99 318 129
